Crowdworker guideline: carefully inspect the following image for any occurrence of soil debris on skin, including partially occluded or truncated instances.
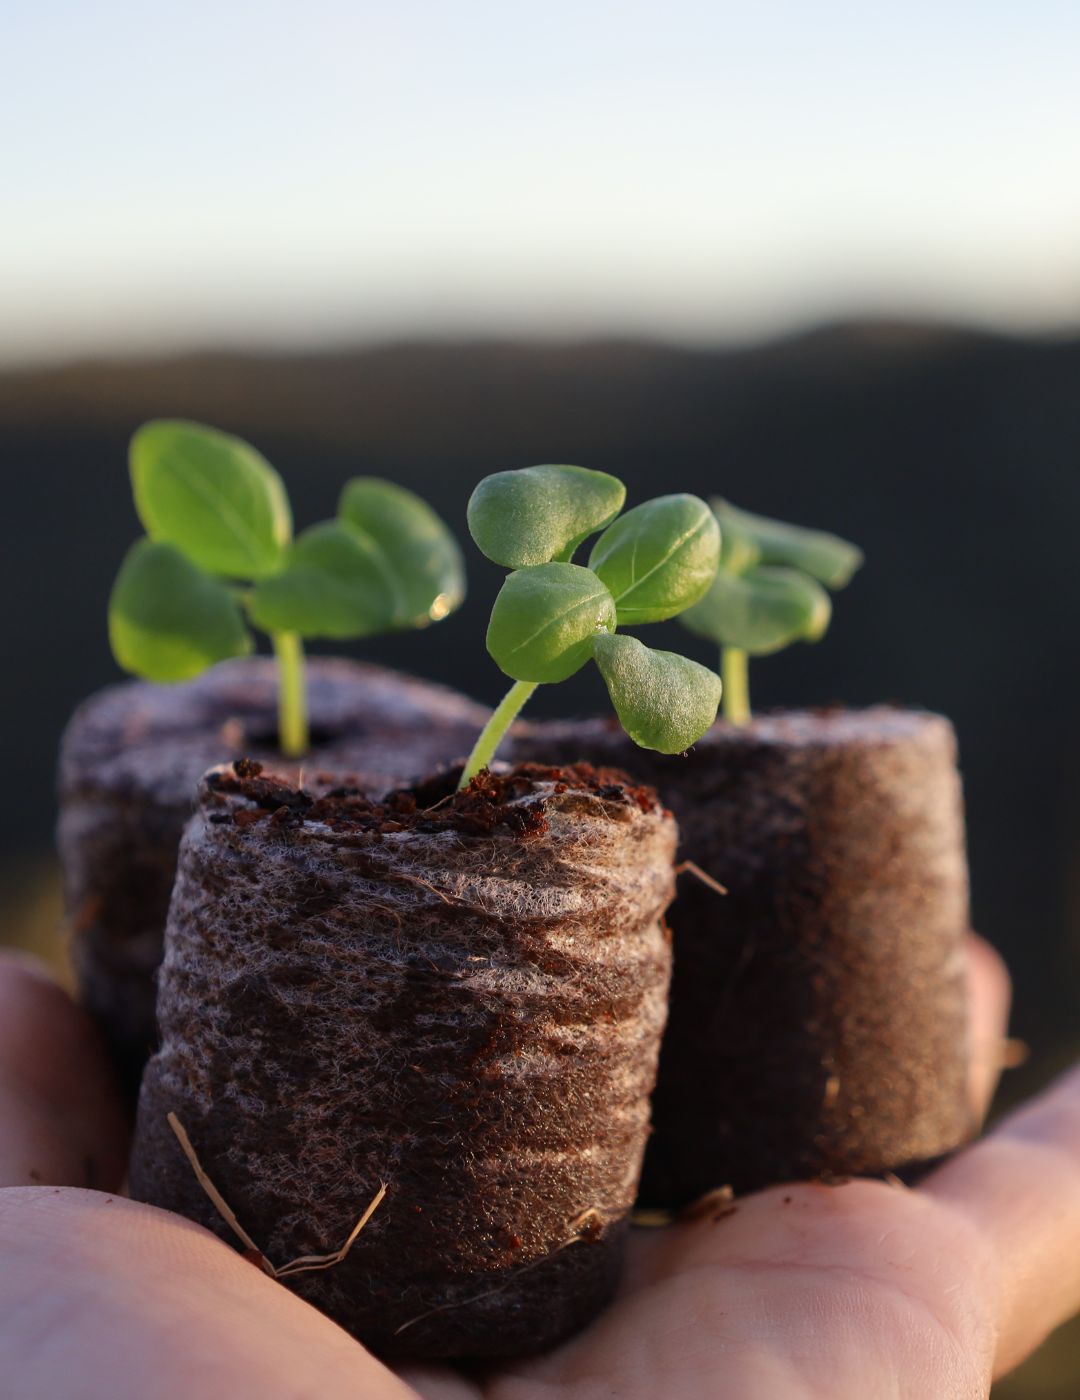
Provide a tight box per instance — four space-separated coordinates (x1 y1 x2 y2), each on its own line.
131 759 677 1359
677 1185 735 1224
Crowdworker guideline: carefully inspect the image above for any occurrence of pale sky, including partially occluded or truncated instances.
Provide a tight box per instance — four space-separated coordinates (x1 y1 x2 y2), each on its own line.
4 0 1080 365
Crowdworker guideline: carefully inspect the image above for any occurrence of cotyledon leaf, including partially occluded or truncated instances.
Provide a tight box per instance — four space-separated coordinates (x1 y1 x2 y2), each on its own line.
467 465 626 568
681 563 832 655
131 419 291 580
588 494 720 625
486 562 617 683
592 631 722 752
109 538 253 682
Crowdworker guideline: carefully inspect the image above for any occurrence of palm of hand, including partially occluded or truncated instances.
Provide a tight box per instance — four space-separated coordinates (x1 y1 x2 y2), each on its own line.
2 941 1079 1400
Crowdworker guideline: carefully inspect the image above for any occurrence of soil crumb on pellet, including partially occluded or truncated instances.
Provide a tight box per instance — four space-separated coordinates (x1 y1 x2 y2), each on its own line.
130 760 676 1358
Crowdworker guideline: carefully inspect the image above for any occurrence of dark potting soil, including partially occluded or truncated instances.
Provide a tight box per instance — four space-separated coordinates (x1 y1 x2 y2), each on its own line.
511 707 972 1206
57 657 488 1094
130 760 676 1358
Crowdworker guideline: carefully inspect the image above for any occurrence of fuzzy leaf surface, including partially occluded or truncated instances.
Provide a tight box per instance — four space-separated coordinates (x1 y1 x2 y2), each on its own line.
467 465 626 567
486 562 616 682
588 494 720 624
338 477 465 627
592 632 721 752
714 499 863 589
681 563 832 654
109 539 252 682
131 420 291 579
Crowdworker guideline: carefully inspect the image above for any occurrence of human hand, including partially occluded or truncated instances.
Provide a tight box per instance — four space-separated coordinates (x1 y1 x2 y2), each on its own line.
1 939 1077 1400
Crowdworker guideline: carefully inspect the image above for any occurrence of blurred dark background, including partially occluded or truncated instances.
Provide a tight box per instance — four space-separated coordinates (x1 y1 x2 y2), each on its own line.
2 323 1079 1391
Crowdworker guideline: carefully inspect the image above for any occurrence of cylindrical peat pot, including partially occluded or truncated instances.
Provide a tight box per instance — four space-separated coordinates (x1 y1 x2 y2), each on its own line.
512 707 972 1206
58 657 487 1094
130 760 675 1358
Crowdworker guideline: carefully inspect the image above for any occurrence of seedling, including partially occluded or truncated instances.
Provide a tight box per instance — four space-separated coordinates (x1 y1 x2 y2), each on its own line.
680 499 863 725
458 465 723 787
109 420 464 756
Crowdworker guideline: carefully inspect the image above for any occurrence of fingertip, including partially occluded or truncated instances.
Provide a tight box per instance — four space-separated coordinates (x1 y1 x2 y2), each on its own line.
966 932 1012 1124
0 949 128 1190
0 948 63 991
966 932 1011 1016
925 1061 1080 1379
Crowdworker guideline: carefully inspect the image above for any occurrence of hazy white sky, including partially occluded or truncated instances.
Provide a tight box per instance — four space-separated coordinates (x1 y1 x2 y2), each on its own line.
4 0 1080 364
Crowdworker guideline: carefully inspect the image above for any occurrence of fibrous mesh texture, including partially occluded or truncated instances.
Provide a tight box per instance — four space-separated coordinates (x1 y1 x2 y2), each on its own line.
512 707 971 1205
56 657 487 1091
130 762 675 1358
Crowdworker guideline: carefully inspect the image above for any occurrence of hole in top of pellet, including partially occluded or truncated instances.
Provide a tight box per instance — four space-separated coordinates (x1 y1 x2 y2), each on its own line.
232 719 349 752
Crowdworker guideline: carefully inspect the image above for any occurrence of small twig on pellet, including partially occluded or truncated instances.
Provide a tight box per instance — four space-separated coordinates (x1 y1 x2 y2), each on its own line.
167 1112 266 1262
675 861 728 896
631 1208 674 1228
391 871 461 905
167 1112 385 1280
275 1183 388 1277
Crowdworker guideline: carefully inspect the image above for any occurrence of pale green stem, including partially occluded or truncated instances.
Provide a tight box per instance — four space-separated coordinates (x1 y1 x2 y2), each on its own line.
722 646 751 727
458 680 539 789
272 631 309 757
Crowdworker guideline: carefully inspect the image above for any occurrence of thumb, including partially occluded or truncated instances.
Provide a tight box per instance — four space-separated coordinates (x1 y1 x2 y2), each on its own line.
0 952 128 1190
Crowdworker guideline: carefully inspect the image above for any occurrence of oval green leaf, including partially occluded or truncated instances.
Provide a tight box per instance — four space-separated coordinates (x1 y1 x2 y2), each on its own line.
248 521 399 639
131 420 292 580
338 477 465 628
487 562 617 683
714 499 863 589
592 632 721 753
718 507 761 573
588 494 720 625
467 465 626 567
108 539 253 682
681 564 832 655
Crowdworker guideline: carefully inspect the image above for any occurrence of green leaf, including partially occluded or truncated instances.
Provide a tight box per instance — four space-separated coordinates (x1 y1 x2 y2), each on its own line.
108 539 253 682
681 564 832 655
248 521 398 639
588 494 720 625
592 633 721 753
487 562 617 683
467 465 626 567
131 420 292 579
714 500 863 589
718 508 761 573
338 477 465 628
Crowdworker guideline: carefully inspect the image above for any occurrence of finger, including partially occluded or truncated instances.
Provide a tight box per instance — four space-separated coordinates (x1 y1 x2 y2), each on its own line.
0 953 128 1190
923 1061 1080 1378
0 1189 420 1400
622 932 1012 1295
965 931 1011 1123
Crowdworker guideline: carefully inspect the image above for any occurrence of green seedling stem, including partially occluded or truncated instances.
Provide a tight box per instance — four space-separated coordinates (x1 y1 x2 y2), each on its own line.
459 681 539 786
271 630 309 757
679 498 863 728
110 420 465 759
721 646 751 728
